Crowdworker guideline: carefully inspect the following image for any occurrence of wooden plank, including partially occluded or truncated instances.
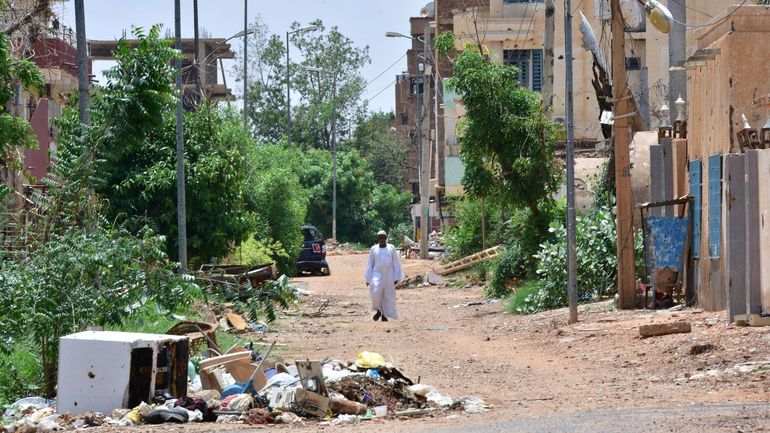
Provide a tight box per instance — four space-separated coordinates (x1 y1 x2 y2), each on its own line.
725 154 746 321
639 321 692 338
745 150 762 315
672 139 688 199
662 139 675 215
757 149 770 312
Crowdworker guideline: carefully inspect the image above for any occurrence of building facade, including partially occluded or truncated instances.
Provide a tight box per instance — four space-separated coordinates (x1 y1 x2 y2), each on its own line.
434 0 727 195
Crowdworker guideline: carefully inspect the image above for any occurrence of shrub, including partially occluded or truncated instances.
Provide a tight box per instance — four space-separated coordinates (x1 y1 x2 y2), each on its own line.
444 198 504 260
524 205 620 313
505 280 547 315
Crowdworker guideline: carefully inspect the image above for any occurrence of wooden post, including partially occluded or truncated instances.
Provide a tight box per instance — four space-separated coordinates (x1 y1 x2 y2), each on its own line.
542 0 555 116
611 0 636 308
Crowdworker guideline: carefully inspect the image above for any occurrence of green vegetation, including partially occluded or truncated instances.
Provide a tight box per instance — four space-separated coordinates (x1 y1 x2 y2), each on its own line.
0 2 44 198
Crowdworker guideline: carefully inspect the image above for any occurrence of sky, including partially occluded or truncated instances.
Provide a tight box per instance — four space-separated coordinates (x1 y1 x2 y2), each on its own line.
58 0 426 113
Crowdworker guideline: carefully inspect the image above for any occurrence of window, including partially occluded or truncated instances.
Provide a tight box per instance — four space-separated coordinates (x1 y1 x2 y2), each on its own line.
707 155 723 258
503 49 543 92
410 77 424 96
401 113 409 125
626 57 642 70
689 160 702 258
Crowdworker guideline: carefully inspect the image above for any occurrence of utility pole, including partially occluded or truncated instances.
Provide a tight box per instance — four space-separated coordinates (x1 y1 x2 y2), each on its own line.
243 0 248 131
543 0 555 116
564 0 578 323
668 0 686 122
419 22 432 260
331 75 338 240
193 0 200 104
611 0 636 308
74 0 89 125
286 31 291 146
174 0 188 273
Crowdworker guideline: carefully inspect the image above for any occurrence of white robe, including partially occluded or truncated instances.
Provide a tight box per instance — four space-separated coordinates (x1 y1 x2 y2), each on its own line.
364 243 404 319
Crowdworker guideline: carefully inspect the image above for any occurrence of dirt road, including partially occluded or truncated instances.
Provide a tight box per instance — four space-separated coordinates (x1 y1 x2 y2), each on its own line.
267 253 770 431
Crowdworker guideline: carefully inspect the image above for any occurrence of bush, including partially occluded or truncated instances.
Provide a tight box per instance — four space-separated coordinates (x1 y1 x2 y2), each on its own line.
0 226 197 397
444 198 504 260
388 221 413 248
488 244 525 298
525 205 620 313
505 280 546 315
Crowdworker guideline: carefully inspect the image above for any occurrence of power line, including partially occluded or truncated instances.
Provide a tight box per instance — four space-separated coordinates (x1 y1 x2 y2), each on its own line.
366 52 407 87
363 78 397 103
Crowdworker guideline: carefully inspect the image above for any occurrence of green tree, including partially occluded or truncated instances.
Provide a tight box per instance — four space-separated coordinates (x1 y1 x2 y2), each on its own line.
57 26 255 266
348 111 413 188
238 17 370 149
441 36 562 235
247 144 308 274
299 149 410 243
0 1 44 198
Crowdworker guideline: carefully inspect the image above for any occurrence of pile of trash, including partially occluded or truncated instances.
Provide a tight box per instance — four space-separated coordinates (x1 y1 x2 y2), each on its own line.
324 239 363 256
2 350 487 431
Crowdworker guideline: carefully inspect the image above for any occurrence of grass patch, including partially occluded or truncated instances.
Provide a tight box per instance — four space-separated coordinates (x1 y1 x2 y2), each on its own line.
0 343 43 406
505 280 545 315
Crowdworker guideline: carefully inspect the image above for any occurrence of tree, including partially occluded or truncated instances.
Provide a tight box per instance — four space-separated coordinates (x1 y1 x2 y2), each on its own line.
347 111 413 188
57 26 255 266
238 17 370 149
440 35 562 235
0 1 44 199
299 149 410 244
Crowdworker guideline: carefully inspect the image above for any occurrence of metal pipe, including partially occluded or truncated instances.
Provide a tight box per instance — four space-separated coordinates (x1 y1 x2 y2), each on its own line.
194 0 200 104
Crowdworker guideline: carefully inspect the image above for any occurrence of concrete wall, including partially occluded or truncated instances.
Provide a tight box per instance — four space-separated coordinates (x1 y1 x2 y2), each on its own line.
683 6 770 313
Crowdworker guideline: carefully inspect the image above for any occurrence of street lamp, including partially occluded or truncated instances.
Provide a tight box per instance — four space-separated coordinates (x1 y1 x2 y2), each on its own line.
385 24 432 260
286 24 319 146
306 66 339 240
635 0 673 33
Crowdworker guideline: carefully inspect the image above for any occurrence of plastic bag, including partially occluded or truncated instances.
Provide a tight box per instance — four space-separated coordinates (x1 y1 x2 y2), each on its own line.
356 351 385 368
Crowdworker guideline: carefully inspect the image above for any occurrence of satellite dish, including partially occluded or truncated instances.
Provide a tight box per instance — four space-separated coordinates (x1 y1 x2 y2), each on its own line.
420 2 435 18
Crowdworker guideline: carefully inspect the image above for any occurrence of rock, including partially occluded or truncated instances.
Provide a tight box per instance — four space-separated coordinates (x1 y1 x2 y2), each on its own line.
425 271 445 285
689 343 716 355
639 321 692 338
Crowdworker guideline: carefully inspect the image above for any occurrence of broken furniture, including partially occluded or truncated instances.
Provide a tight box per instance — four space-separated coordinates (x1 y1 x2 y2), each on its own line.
57 331 189 415
198 350 266 393
639 197 693 308
166 321 219 353
198 263 277 298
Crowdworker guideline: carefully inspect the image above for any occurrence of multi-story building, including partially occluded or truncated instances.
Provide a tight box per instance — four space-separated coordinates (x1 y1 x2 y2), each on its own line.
1 0 85 197
89 36 236 110
434 0 728 195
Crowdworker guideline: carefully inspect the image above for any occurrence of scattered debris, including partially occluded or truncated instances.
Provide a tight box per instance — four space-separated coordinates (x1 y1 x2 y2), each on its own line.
225 312 248 331
689 343 717 355
639 321 692 338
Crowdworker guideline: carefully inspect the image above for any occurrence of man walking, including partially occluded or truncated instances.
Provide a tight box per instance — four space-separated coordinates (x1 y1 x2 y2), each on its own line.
364 230 404 321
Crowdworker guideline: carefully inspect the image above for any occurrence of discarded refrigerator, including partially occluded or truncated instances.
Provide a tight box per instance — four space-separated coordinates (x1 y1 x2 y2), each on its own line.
57 331 189 414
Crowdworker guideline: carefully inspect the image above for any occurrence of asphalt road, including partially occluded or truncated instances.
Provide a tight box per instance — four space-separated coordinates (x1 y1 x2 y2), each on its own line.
421 403 770 433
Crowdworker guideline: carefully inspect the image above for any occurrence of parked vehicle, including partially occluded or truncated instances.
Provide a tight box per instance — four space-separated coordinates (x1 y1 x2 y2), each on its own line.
296 225 330 276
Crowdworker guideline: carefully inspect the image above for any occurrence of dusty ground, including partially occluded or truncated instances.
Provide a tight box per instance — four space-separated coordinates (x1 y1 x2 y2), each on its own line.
100 253 770 432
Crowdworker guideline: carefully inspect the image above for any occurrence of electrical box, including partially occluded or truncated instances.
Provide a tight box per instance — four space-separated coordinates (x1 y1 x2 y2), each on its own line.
57 331 189 415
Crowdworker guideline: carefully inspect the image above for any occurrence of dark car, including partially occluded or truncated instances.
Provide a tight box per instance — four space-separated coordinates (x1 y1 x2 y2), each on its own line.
296 225 330 276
